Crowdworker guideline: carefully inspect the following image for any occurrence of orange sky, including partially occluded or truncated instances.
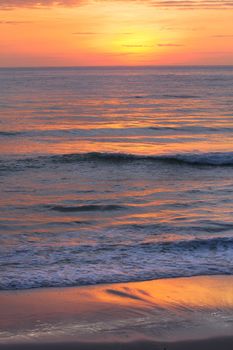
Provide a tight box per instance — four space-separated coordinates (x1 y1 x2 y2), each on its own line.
0 0 233 66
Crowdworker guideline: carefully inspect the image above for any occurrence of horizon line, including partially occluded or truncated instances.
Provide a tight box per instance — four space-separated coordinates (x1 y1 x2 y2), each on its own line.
1 64 233 69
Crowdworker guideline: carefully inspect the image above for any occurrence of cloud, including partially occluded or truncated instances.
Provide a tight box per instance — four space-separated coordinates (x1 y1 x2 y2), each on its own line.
73 32 103 35
0 0 84 9
122 44 154 48
193 50 233 54
157 43 184 46
72 32 133 35
1 0 233 10
211 35 233 38
0 20 30 23
161 25 205 31
148 1 233 10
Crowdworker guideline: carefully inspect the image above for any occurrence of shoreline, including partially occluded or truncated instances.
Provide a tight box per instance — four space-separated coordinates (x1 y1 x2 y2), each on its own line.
1 336 233 350
0 275 233 347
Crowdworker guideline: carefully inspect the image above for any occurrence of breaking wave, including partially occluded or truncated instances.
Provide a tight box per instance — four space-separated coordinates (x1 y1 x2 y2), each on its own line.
24 151 233 166
0 236 232 290
1 152 233 176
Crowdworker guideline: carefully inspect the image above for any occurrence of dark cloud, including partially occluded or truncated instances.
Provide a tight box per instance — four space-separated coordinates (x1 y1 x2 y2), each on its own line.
0 0 85 9
1 0 233 10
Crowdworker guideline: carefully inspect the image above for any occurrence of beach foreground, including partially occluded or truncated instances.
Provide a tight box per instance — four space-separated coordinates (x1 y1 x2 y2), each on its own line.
0 336 233 350
0 275 233 349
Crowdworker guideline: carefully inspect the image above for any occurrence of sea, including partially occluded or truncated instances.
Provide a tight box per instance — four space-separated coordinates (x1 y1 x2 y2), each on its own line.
0 66 232 291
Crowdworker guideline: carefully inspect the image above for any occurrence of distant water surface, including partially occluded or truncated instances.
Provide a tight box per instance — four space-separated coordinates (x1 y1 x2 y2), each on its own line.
0 66 233 290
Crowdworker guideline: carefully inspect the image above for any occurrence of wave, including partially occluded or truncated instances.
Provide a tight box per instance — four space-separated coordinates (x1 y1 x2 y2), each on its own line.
129 94 200 99
1 125 233 139
0 236 233 290
148 126 233 133
152 236 233 251
162 94 199 99
1 152 233 173
47 204 125 212
0 131 23 136
45 151 233 166
81 236 233 252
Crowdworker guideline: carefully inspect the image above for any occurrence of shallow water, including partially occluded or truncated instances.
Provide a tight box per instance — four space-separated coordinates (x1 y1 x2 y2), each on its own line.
0 66 233 290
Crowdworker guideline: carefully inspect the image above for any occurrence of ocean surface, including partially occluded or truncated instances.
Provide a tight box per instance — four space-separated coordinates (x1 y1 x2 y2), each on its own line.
0 66 233 291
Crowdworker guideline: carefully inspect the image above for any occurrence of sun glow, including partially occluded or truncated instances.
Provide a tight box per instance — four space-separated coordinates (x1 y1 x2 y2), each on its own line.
113 31 156 54
0 0 232 66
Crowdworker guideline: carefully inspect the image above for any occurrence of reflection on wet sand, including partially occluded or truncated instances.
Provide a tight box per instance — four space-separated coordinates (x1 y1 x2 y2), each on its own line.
0 276 233 343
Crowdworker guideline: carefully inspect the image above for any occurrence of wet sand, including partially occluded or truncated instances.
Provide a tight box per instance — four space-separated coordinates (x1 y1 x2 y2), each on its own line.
0 276 233 348
1 337 233 350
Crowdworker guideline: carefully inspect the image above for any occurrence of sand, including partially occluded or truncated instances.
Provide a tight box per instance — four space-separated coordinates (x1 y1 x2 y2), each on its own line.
0 276 233 349
1 337 233 350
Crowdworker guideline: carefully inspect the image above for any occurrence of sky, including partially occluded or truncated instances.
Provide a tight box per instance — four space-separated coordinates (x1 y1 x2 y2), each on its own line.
0 0 233 66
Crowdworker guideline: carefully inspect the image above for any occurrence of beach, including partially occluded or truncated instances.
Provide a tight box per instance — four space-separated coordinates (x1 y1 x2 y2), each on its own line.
1 337 233 350
0 276 233 348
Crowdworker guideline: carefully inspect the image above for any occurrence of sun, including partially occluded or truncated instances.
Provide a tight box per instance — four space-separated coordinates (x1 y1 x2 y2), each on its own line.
114 31 156 54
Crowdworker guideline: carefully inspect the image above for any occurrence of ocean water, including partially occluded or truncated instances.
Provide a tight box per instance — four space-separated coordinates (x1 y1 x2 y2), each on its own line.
0 66 233 290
